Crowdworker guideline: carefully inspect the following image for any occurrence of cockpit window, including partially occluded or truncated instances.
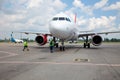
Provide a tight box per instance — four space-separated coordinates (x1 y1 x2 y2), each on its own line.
52 17 58 21
52 17 71 22
59 17 65 20
66 18 71 22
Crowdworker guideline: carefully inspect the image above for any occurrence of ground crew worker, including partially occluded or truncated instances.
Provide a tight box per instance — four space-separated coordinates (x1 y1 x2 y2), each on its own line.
23 40 29 51
49 39 54 53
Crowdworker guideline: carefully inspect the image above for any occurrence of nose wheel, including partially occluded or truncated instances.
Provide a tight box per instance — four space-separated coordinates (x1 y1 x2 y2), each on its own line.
60 46 65 51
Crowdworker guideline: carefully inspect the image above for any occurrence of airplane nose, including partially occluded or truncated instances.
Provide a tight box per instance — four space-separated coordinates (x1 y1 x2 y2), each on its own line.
49 22 69 39
49 22 66 32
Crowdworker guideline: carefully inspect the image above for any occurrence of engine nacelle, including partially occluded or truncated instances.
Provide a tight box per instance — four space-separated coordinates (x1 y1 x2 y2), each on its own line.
35 35 47 45
92 35 102 46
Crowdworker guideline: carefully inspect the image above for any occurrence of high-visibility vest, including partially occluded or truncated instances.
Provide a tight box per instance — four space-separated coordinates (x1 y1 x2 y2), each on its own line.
49 40 54 46
24 41 28 46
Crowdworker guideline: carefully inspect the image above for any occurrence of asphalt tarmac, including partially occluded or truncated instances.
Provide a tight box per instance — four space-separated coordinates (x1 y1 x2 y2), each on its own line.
0 42 120 80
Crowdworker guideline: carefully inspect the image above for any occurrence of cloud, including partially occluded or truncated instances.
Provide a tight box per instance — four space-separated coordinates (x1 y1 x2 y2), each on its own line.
77 16 117 31
27 0 43 8
119 24 120 29
0 0 67 39
0 0 27 14
88 16 116 31
52 0 67 10
94 0 108 9
0 0 67 32
72 0 108 16
73 0 93 15
103 1 120 11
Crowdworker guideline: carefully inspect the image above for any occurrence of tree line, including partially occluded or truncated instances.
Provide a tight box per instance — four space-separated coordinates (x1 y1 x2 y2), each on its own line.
104 38 120 42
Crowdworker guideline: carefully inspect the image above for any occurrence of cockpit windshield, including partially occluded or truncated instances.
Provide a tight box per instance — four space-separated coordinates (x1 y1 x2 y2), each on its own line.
59 17 65 20
52 17 58 21
66 18 71 22
52 17 71 22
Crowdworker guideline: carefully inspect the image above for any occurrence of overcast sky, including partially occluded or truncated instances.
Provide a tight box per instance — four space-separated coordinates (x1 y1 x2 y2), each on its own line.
0 0 120 39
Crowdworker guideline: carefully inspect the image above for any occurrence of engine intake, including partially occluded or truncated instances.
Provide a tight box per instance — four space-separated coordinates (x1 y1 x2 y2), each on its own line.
35 35 47 45
92 35 102 46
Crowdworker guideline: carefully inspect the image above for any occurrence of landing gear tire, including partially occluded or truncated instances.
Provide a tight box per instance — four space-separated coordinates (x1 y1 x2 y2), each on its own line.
60 46 65 51
88 43 90 48
83 43 90 48
84 43 86 48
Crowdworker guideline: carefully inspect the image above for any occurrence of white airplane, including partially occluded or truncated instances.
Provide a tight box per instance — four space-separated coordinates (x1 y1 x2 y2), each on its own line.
22 12 120 51
10 33 23 43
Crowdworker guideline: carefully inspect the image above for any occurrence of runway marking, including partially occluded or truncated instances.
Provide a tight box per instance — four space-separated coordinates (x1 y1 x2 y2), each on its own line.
74 58 90 62
0 61 120 67
0 51 18 59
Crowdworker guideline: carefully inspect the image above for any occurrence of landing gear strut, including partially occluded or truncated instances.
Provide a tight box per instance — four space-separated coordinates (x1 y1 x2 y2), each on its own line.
83 36 90 48
60 40 65 51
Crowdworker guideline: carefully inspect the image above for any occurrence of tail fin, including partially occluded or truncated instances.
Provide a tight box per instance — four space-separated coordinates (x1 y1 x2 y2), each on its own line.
74 13 77 24
10 32 16 43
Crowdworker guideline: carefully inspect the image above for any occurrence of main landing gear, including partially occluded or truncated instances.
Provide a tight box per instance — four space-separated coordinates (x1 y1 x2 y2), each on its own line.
84 43 90 48
83 36 90 48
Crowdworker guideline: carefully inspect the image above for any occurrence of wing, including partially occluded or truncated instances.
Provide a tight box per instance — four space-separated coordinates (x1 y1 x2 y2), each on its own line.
14 31 53 45
78 30 120 48
78 31 120 37
14 31 52 36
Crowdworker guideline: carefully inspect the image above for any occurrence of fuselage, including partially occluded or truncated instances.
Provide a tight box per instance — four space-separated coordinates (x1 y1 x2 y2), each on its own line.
49 12 78 40
11 38 23 43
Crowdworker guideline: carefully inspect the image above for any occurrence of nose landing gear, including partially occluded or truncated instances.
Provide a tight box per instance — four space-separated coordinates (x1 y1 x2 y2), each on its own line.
60 40 65 51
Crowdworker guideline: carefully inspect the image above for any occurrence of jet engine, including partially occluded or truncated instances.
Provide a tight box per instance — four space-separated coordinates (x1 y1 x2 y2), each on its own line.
35 35 47 45
92 35 102 46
